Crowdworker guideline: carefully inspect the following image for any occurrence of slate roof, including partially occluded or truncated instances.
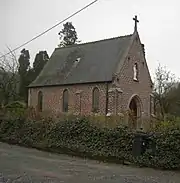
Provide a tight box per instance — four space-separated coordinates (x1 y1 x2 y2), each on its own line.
29 34 133 87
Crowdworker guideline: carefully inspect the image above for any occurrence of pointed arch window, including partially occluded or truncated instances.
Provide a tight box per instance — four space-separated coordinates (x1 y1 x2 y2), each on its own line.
37 91 43 112
63 89 69 112
92 87 99 113
133 63 139 81
150 94 155 115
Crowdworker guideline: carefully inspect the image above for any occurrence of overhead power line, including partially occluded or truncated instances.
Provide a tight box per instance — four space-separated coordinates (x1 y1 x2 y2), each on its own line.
0 0 98 59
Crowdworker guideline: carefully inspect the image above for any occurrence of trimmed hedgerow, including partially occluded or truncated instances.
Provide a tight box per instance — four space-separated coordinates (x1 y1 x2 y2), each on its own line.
134 125 180 170
0 116 180 170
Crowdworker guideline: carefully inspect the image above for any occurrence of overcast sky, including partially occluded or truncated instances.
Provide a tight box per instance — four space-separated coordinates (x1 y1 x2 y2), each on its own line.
0 0 179 78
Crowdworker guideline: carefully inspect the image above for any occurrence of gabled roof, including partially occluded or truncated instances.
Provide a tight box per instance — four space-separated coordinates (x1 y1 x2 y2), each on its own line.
29 34 133 87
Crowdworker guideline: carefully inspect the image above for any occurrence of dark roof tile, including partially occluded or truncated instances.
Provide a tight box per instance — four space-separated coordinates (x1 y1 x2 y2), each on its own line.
29 34 132 87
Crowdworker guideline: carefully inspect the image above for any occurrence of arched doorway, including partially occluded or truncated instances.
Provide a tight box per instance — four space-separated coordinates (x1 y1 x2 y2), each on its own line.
128 95 142 129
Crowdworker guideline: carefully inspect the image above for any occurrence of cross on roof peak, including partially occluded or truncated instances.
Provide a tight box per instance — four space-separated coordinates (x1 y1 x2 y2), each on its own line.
133 15 139 32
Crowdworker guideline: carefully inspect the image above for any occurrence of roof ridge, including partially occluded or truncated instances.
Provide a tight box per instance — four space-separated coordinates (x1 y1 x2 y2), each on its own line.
55 34 133 50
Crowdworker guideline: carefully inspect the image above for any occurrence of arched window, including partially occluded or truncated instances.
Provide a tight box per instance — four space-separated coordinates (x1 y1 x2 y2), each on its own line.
37 91 43 112
92 87 99 113
63 89 69 112
133 63 139 81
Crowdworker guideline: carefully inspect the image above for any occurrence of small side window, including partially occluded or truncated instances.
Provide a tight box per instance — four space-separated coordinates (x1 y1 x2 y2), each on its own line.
92 87 99 113
37 91 43 112
62 89 69 112
150 94 155 115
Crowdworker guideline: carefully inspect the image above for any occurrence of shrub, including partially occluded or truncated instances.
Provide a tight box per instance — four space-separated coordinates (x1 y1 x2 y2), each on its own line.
0 114 180 170
134 125 180 169
0 116 134 162
5 101 26 108
3 101 26 118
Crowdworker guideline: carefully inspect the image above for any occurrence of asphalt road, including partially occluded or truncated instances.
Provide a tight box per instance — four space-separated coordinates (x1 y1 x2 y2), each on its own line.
0 142 180 183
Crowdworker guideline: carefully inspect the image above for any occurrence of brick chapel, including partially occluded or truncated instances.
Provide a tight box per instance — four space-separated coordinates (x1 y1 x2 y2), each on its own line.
28 16 154 129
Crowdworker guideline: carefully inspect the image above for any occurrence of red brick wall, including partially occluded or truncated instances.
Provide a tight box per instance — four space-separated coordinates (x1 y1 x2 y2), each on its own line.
28 33 152 120
116 34 153 119
28 83 109 115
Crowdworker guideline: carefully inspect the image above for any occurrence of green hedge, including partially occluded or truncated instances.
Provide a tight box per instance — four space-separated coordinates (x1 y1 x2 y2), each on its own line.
0 116 180 170
3 101 26 118
135 125 180 169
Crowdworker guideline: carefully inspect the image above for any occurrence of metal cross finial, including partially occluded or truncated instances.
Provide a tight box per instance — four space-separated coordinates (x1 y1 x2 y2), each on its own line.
133 15 139 32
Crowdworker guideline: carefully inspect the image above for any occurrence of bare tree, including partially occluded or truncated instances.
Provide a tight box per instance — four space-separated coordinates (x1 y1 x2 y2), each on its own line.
154 64 178 119
0 48 19 107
